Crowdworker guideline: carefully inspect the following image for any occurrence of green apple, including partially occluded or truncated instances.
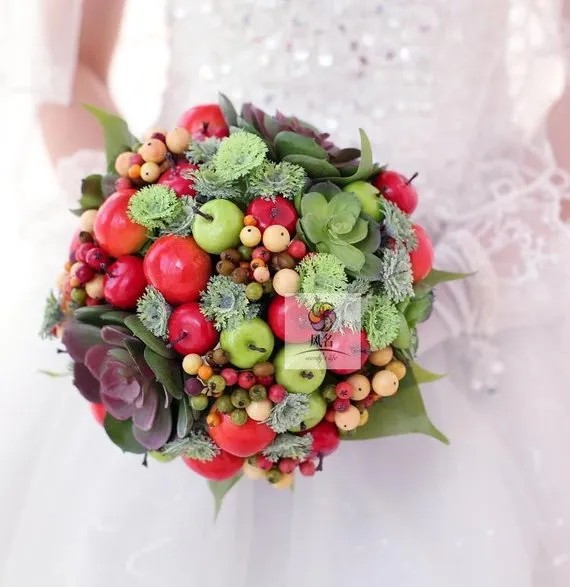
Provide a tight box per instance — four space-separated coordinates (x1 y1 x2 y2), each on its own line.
288 390 327 432
274 342 326 394
220 318 275 369
192 199 244 254
148 451 176 463
343 180 381 221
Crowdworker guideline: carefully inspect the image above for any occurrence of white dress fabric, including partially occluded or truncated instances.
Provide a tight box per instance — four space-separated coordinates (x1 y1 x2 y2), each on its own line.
1 1 570 586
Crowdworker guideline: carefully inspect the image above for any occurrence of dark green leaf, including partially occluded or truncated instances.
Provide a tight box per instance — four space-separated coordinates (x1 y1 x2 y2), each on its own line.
325 239 365 272
404 291 434 326
78 174 104 210
411 362 445 384
84 104 139 173
327 192 361 221
176 397 193 438
283 154 340 178
208 473 243 519
349 252 382 280
144 348 184 400
101 311 134 326
101 173 120 198
358 218 381 253
235 118 261 137
74 305 113 326
330 148 361 165
342 217 369 243
104 414 146 454
124 316 177 359
275 131 328 160
391 314 411 349
123 338 152 379
309 181 343 199
218 92 238 127
414 269 472 295
346 371 448 443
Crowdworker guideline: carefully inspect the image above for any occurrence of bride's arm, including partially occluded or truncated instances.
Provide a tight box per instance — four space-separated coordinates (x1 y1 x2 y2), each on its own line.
39 0 125 164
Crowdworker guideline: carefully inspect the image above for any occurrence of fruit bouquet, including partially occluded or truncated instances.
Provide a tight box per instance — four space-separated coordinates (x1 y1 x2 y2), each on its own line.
41 95 464 507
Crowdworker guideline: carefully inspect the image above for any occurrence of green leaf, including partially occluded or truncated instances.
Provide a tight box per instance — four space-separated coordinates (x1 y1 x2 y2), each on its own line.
84 104 139 173
104 414 146 454
208 473 243 519
38 369 71 378
326 239 365 272
414 269 472 295
79 174 104 210
283 154 340 178
310 181 343 199
144 348 184 400
350 252 382 279
346 371 448 443
101 311 133 326
327 192 361 222
177 397 194 438
404 291 434 326
411 362 445 384
274 131 328 160
329 215 354 235
300 191 329 218
124 315 177 359
358 218 381 253
301 214 327 244
74 305 113 326
218 92 238 127
342 217 369 244
392 314 411 349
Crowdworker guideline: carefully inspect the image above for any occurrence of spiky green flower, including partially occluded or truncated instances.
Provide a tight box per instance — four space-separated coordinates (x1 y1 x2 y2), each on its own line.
191 164 244 202
378 248 414 303
200 276 259 331
361 294 401 350
136 286 171 338
161 432 220 461
382 200 418 251
159 196 195 237
262 433 313 462
186 137 221 164
265 394 310 434
246 161 307 200
127 185 182 230
212 131 268 181
297 253 348 307
39 291 63 339
333 278 371 332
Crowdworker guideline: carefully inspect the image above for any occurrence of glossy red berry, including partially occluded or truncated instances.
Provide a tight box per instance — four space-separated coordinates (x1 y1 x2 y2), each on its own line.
372 169 419 215
85 247 111 271
299 460 317 477
278 458 297 474
268 384 287 404
238 371 256 390
75 264 95 284
333 398 350 413
287 239 307 259
75 242 95 263
252 247 271 263
221 367 239 386
256 455 274 471
335 381 353 400
115 177 132 191
306 420 340 456
256 375 274 387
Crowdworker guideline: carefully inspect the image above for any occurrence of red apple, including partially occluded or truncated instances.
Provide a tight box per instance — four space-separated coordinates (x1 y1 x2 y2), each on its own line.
90 403 106 426
373 170 418 215
207 412 276 457
267 295 314 343
104 255 147 310
157 162 197 197
93 189 148 258
305 420 340 456
182 449 244 481
246 196 298 235
322 330 370 375
143 235 211 305
167 302 219 356
409 224 434 283
178 104 229 139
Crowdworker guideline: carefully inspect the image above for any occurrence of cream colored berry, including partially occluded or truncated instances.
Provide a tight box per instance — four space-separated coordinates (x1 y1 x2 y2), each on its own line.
272 268 300 297
385 360 407 381
243 461 266 480
115 151 135 177
166 127 191 154
140 161 161 183
79 209 98 233
138 138 167 163
368 346 394 367
346 373 371 401
85 274 105 300
262 225 291 253
245 399 273 422
182 353 203 375
335 405 361 431
371 370 400 397
358 409 369 427
240 225 262 247
69 262 83 278
253 266 271 283
272 473 294 490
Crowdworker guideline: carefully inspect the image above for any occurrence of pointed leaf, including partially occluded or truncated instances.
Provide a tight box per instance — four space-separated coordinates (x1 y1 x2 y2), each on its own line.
62 320 103 363
414 269 473 295
358 219 382 253
275 131 328 160
176 396 193 438
208 473 243 519
133 383 159 431
330 148 361 165
84 104 139 173
123 338 154 380
346 371 448 443
133 403 173 450
300 191 329 218
404 291 434 326
104 414 146 454
218 93 238 127
79 174 104 210
309 181 343 199
411 362 445 384
124 315 177 359
348 252 382 280
72 362 101 403
391 314 411 349
326 240 365 272
74 305 113 326
342 218 369 243
100 325 132 346
101 311 133 326
283 154 339 178
144 348 184 400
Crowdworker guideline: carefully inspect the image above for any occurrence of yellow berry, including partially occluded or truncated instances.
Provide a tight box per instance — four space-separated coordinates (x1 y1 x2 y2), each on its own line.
128 164 141 180
368 346 394 367
245 399 273 422
272 473 294 490
115 151 135 177
346 373 371 400
140 161 161 183
243 215 257 226
272 268 300 297
371 370 400 397
262 224 291 253
182 353 203 375
165 127 191 154
243 461 266 480
253 266 271 283
138 138 167 164
240 225 262 247
335 405 361 431
79 209 98 233
85 274 105 300
385 360 407 380
358 409 369 427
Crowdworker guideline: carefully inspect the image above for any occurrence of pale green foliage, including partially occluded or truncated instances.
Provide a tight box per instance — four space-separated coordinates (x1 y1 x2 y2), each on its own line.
136 286 172 338
39 291 63 339
382 200 418 251
378 248 414 303
161 432 220 461
265 394 310 434
127 185 182 230
332 278 371 332
190 164 244 202
297 253 348 307
361 294 401 350
246 161 307 200
262 433 313 462
159 196 195 237
186 137 221 164
212 131 268 181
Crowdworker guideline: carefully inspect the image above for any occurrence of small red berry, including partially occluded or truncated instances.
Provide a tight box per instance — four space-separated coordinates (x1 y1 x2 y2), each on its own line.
221 367 239 387
85 247 111 271
115 177 132 191
333 398 350 413
278 458 297 474
151 132 167 142
85 296 101 306
75 264 95 284
75 242 95 263
299 460 317 477
130 154 144 166
287 240 307 259
238 371 256 390
256 375 274 387
268 384 287 403
252 246 271 263
363 395 376 409
335 381 353 400
256 455 273 471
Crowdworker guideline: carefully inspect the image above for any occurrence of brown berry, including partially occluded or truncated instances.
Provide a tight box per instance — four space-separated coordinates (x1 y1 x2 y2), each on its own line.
253 362 275 377
231 266 249 284
220 249 242 264
212 348 229 366
271 252 296 271
216 259 236 276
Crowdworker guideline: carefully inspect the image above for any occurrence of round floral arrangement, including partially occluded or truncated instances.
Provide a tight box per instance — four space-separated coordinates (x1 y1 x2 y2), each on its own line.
42 95 462 506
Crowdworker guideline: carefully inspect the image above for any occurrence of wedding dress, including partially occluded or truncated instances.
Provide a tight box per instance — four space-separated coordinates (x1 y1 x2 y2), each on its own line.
1 1 570 586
